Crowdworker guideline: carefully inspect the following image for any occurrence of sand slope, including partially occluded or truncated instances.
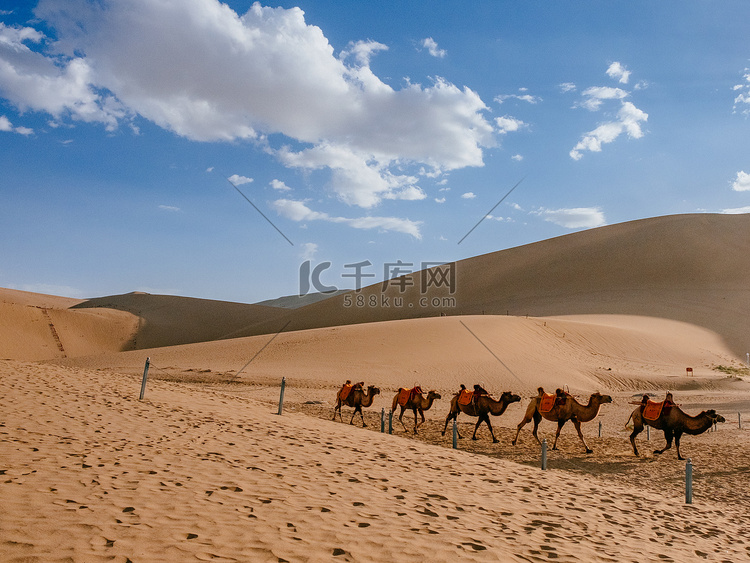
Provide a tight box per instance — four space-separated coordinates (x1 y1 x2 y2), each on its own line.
244 214 750 359
2 360 749 562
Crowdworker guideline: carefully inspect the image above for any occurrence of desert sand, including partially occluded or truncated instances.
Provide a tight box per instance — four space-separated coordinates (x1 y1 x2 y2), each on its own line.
2 214 750 562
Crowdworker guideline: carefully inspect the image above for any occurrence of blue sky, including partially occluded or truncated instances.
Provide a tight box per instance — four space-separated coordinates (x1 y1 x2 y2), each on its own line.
1 0 749 303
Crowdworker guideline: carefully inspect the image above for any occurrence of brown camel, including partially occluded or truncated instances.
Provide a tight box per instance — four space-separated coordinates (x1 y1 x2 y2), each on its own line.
333 384 380 427
391 388 441 434
627 404 725 460
441 386 521 443
512 387 612 453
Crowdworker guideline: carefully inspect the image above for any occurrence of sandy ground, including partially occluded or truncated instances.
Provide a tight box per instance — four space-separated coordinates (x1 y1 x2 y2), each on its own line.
2 359 749 563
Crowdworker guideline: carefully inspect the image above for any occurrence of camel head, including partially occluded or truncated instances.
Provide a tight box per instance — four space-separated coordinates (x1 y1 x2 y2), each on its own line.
368 386 381 396
592 392 613 404
427 390 442 400
500 391 522 405
704 409 725 424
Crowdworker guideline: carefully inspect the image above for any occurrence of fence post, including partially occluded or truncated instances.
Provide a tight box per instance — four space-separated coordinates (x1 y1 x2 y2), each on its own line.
277 377 286 415
739 412 742 430
139 357 150 400
598 420 602 438
388 409 393 434
541 439 548 470
380 408 385 433
647 425 650 441
685 458 693 504
452 420 458 449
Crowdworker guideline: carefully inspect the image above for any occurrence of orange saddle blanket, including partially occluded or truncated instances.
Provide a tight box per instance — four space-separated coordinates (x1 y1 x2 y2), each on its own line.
397 386 422 407
457 389 474 406
642 400 665 421
539 393 557 413
339 384 353 401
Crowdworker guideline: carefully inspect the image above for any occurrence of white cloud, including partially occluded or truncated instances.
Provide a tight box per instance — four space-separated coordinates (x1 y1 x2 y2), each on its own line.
270 179 292 191
578 86 628 111
731 170 750 191
606 62 630 84
559 82 576 93
570 101 648 160
495 115 526 134
721 206 750 214
534 207 606 229
421 37 446 58
495 91 542 104
511 154 523 161
434 197 446 203
228 174 253 186
732 69 750 116
158 205 181 212
461 192 476 199
271 199 422 238
0 114 33 135
4 1 496 209
299 242 318 261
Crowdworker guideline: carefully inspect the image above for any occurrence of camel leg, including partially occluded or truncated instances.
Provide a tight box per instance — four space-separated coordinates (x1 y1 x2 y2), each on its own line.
333 401 341 422
552 419 566 450
629 421 644 456
356 406 367 427
483 415 499 443
442 409 460 437
654 429 673 455
512 411 536 445
398 407 409 433
414 408 425 434
572 419 592 454
674 432 684 460
472 414 487 441
530 411 543 446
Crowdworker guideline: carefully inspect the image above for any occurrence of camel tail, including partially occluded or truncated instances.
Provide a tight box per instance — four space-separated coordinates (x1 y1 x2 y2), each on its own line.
624 412 633 429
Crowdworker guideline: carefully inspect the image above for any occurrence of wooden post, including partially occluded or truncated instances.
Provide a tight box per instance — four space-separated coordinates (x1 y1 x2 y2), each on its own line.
277 377 286 415
541 439 548 470
388 409 393 434
380 408 385 433
452 420 458 449
647 425 650 440
139 357 150 400
685 458 693 504
598 420 602 438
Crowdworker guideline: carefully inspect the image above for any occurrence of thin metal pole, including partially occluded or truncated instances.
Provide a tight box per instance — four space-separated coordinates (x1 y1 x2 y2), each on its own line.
277 377 286 415
541 439 548 470
139 357 150 400
598 420 602 438
739 412 742 430
685 458 693 504
380 408 385 433
452 420 458 449
388 409 393 434
647 425 650 440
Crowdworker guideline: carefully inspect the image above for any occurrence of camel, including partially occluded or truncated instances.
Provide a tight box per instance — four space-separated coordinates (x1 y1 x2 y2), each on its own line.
391 388 441 434
626 403 725 459
333 383 380 427
512 387 612 453
441 386 521 443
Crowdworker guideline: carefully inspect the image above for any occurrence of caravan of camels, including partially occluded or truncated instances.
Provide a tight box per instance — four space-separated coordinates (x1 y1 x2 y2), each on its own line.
333 381 724 459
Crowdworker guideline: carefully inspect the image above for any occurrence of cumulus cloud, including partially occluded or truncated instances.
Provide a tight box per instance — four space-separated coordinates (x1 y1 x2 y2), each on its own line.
732 68 750 116
577 86 628 111
559 82 576 93
495 90 542 104
228 174 253 186
721 206 750 214
271 199 422 239
731 170 750 191
270 179 292 191
570 65 648 160
299 242 318 261
495 115 526 134
534 207 606 229
1 1 496 211
461 192 476 199
421 37 446 58
434 197 445 203
606 62 630 84
0 114 33 135
511 154 523 161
